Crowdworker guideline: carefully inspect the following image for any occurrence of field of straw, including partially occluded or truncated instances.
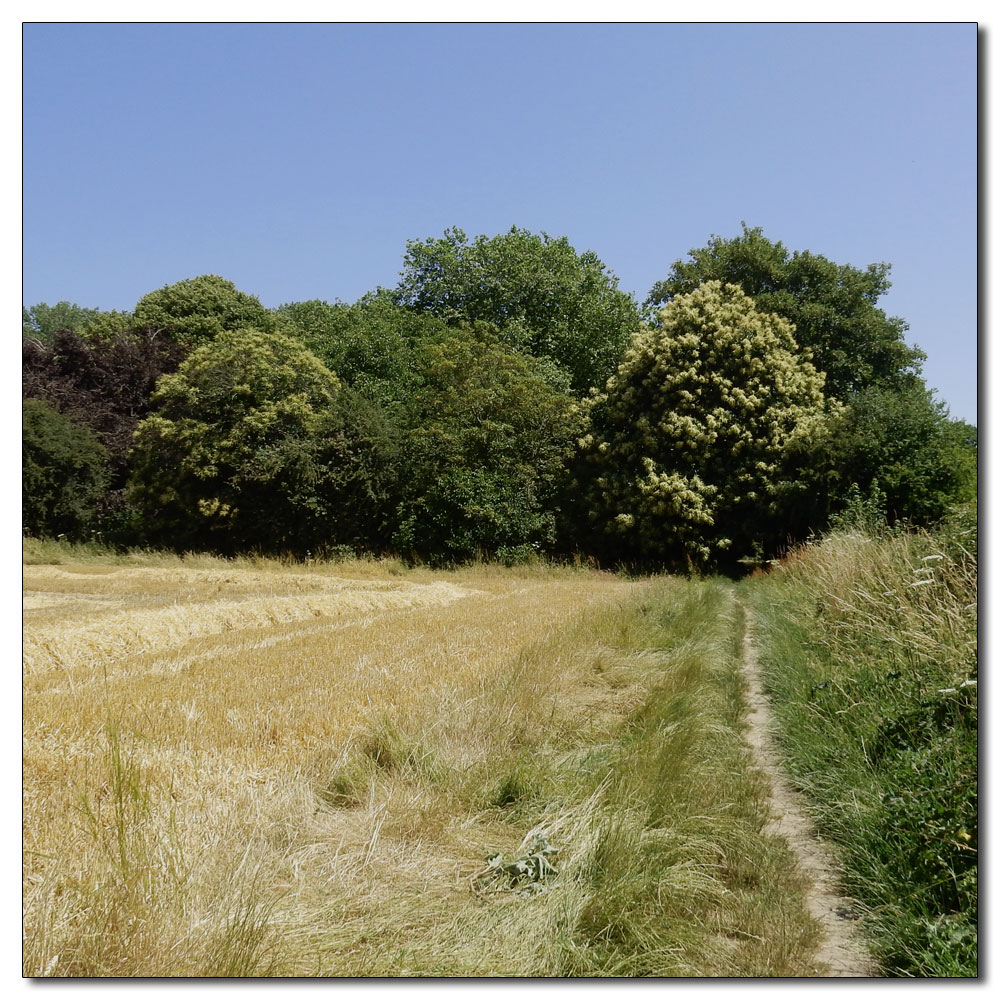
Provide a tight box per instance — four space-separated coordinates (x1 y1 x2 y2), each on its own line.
24 553 820 977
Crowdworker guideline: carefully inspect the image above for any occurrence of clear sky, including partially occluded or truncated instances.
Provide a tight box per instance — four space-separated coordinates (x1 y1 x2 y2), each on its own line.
22 21 978 422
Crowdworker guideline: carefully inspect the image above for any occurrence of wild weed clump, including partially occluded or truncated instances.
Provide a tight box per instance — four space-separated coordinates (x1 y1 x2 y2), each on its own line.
745 512 977 976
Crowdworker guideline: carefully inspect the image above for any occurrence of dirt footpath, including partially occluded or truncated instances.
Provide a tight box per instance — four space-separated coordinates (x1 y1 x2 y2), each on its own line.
738 601 878 978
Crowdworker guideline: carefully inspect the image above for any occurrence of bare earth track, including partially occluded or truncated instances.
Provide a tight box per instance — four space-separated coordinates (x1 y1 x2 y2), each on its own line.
738 600 878 977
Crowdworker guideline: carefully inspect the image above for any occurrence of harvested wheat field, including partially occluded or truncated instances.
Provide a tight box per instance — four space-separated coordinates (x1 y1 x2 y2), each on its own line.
24 553 827 978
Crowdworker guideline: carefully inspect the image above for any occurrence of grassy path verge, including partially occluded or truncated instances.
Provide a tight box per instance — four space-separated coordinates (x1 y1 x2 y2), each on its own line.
737 599 875 976
741 522 977 977
25 555 823 977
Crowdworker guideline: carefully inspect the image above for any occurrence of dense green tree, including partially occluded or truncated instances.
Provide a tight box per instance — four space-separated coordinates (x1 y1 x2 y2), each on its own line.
391 325 585 563
23 399 109 539
22 301 102 344
132 274 278 345
646 224 925 399
827 384 977 526
393 226 641 394
577 281 836 569
128 328 369 553
277 291 451 406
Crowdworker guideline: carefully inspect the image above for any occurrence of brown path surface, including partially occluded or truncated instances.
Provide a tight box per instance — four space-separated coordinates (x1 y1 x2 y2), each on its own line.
738 601 879 978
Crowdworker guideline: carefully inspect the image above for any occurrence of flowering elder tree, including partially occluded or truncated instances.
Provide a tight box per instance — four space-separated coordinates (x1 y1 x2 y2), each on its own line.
577 280 838 569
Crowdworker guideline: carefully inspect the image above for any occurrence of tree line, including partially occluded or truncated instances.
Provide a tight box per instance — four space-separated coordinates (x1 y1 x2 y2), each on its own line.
22 224 977 571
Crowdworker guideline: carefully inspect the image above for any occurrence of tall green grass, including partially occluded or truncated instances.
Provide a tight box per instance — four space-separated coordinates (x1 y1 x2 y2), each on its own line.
743 506 977 976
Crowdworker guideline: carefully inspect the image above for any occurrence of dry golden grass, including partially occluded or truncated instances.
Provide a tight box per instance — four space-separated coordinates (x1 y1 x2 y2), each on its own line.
24 552 820 977
24 557 632 974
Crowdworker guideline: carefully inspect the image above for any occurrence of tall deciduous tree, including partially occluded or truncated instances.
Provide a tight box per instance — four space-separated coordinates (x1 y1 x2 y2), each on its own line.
276 291 450 407
128 329 370 554
22 301 102 344
578 281 837 569
394 226 641 394
826 384 977 526
22 329 188 484
646 224 924 399
392 325 585 563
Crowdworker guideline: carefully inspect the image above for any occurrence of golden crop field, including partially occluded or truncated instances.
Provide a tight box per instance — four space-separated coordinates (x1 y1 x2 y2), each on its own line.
23 552 822 977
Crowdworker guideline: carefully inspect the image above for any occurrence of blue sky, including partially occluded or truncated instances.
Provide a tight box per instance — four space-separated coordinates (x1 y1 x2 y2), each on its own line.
22 22 978 422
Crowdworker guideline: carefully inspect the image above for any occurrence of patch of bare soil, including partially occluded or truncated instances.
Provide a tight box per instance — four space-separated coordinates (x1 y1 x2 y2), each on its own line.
738 601 878 978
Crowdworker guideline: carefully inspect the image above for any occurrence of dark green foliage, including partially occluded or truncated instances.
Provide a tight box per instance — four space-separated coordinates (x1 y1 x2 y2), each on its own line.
310 387 402 552
394 226 641 394
133 274 279 346
647 224 925 399
25 228 973 567
828 384 977 526
23 399 109 539
391 325 585 564
276 291 451 407
23 301 102 344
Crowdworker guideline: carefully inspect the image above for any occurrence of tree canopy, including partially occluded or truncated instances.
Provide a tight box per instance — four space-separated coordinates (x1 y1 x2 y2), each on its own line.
22 301 102 344
826 384 977 526
22 329 188 483
276 291 451 407
23 225 974 566
132 274 278 345
646 224 925 399
392 325 584 563
128 329 347 553
578 281 837 569
393 226 641 394
23 399 109 540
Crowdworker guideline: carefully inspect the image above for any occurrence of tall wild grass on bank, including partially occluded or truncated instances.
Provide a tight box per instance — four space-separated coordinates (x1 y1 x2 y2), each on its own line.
743 505 977 976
